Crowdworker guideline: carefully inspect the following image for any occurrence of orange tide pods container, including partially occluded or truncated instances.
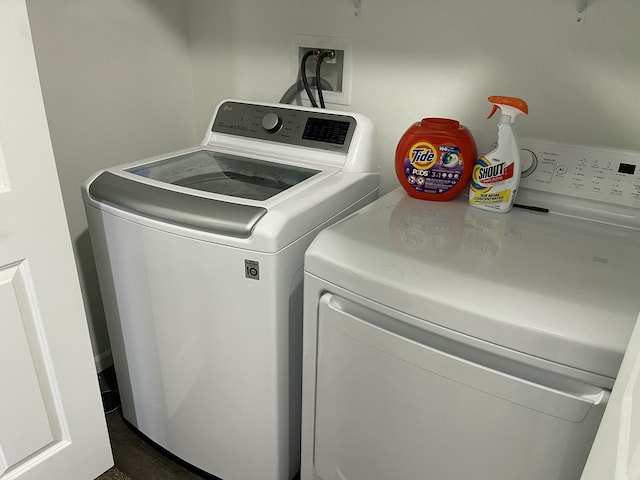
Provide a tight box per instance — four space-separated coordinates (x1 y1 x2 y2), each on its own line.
395 118 477 201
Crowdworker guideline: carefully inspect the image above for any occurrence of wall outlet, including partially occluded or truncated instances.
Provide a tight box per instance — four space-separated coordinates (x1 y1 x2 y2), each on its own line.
291 35 353 106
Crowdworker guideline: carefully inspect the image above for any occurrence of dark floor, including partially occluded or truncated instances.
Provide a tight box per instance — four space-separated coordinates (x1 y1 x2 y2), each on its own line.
98 367 208 480
97 367 300 480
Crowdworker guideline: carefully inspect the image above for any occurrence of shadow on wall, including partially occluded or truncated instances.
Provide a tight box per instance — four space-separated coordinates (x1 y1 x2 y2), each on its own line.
135 0 192 45
75 230 111 371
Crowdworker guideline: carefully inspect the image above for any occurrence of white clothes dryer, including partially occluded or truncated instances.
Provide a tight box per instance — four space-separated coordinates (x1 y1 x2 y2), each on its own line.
301 139 640 480
83 100 379 480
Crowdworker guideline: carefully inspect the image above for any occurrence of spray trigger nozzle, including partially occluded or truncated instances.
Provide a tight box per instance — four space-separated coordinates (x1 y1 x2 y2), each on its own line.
486 96 529 123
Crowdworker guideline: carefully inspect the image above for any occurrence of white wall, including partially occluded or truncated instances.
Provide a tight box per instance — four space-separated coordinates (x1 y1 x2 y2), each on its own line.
27 0 197 370
186 0 640 195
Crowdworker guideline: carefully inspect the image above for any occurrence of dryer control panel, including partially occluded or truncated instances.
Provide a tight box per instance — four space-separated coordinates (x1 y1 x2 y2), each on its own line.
513 139 640 209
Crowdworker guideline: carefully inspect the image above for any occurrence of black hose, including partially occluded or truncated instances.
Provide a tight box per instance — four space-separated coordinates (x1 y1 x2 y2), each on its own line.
278 78 334 105
316 51 334 109
300 50 318 108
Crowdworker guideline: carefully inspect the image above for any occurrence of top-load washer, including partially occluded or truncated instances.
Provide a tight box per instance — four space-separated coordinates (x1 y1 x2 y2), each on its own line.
300 139 640 480
82 99 379 480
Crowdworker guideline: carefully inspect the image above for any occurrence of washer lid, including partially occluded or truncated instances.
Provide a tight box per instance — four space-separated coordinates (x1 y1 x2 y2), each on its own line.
127 150 319 201
88 150 321 238
89 171 268 238
305 188 640 381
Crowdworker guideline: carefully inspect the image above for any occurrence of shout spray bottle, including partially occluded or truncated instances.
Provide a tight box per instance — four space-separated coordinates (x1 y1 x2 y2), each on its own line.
469 96 528 213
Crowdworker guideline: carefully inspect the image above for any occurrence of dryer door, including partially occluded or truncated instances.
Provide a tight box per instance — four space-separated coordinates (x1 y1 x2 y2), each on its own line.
311 293 608 480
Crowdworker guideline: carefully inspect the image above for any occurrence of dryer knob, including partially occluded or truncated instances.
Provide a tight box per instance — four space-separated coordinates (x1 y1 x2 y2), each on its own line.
521 148 538 178
261 113 283 133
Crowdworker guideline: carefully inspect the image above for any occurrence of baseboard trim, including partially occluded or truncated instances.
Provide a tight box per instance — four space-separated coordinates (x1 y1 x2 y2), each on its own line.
95 349 113 373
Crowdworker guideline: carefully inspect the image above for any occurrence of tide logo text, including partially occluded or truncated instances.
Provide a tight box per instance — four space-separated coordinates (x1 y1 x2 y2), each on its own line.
409 142 438 170
411 148 435 164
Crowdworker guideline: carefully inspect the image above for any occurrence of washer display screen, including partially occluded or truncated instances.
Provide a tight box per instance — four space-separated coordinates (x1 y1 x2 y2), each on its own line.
302 117 351 145
618 163 636 175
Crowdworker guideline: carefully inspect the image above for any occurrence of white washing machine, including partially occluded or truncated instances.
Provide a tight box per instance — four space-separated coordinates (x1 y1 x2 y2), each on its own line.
83 99 378 480
301 139 640 480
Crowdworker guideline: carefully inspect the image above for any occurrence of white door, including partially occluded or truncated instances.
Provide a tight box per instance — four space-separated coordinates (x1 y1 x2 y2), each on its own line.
0 1 113 479
581 312 640 480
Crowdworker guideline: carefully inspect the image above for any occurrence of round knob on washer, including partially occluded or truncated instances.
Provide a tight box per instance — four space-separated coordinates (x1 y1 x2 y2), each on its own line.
261 112 282 133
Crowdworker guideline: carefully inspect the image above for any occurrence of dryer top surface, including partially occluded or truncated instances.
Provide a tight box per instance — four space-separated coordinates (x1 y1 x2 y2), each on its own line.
305 188 640 380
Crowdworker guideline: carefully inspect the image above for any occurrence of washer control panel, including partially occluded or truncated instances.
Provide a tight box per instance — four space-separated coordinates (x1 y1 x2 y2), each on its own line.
211 100 357 153
515 139 640 208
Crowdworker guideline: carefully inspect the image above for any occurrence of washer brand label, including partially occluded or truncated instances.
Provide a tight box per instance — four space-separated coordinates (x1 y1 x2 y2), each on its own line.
245 260 260 280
